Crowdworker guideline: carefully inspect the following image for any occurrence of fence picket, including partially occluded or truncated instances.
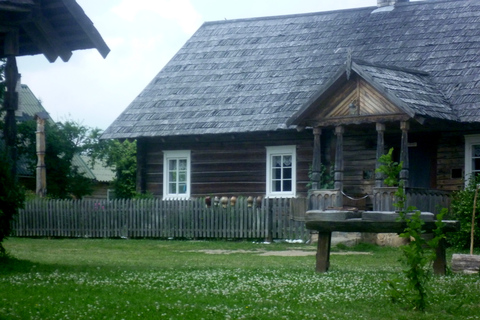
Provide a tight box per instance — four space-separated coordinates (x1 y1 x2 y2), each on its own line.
13 198 309 241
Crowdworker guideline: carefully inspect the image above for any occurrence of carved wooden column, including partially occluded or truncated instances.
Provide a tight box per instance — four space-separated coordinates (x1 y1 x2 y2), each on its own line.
375 123 385 188
35 114 47 197
311 127 322 190
334 126 344 207
400 121 409 188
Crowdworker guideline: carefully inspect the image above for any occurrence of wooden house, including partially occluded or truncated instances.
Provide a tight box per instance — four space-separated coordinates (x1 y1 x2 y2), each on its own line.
102 0 480 213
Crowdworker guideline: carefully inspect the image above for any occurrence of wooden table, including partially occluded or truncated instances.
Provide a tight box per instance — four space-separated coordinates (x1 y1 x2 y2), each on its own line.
305 210 460 275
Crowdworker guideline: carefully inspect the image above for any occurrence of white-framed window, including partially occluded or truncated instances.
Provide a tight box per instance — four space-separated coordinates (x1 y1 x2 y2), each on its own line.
465 135 480 184
266 145 296 198
163 150 191 199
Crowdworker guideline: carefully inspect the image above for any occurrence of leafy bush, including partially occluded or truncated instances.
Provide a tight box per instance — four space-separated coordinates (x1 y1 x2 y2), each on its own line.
0 148 25 256
448 175 480 249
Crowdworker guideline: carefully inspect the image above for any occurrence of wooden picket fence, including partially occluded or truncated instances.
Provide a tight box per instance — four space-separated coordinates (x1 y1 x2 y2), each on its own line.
11 197 309 241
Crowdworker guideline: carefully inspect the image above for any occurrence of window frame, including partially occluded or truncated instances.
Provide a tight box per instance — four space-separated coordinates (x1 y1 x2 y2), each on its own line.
163 150 191 199
464 135 480 185
266 145 297 198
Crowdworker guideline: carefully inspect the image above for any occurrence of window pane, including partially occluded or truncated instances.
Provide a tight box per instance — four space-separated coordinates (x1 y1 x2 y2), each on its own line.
273 156 281 167
179 159 187 171
169 183 176 194
283 179 292 192
179 172 186 182
179 184 187 194
169 159 177 170
474 158 480 172
273 168 281 179
283 167 292 179
169 172 177 182
283 155 292 167
273 180 281 192
474 145 480 157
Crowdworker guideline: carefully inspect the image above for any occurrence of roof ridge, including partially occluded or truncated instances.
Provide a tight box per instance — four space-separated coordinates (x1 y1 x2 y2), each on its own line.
203 6 375 26
352 58 430 76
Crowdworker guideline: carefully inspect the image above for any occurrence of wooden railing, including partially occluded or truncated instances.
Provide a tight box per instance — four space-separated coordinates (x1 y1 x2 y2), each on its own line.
309 188 451 215
373 187 451 214
11 197 309 241
308 190 340 210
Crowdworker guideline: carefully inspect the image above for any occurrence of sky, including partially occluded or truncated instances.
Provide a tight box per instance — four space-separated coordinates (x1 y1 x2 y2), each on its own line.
17 0 382 130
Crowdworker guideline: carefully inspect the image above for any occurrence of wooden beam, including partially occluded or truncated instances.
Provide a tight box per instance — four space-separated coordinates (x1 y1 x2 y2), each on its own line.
61 0 110 58
375 123 385 188
3 29 19 56
334 126 344 207
316 232 331 272
400 121 410 188
21 6 73 62
311 127 322 190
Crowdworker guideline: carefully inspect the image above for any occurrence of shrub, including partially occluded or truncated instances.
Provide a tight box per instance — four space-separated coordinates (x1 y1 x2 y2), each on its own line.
448 175 480 249
0 148 25 256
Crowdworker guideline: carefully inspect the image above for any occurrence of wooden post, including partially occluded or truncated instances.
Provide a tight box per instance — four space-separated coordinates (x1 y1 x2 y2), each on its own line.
311 127 322 190
35 113 48 197
375 123 385 188
400 121 409 188
334 126 344 208
316 232 332 272
3 56 20 176
433 238 447 275
136 138 147 194
471 184 479 255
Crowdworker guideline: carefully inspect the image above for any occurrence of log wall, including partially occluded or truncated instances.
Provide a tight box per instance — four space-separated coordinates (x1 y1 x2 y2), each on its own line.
140 131 314 198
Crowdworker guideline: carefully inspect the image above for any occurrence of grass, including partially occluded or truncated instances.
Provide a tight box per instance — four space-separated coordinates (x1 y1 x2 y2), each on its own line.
0 238 479 319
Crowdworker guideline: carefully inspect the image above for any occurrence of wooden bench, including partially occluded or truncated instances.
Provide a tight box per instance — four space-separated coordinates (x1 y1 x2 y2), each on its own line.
306 210 460 275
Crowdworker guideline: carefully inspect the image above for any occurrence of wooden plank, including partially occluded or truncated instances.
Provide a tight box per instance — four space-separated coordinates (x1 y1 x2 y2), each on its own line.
316 232 332 272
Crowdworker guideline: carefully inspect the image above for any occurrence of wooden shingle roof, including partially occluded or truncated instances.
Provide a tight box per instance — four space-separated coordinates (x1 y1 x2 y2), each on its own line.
102 0 480 140
0 0 109 62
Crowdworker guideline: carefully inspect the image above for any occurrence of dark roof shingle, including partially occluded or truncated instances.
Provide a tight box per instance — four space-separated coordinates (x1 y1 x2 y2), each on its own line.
102 0 480 139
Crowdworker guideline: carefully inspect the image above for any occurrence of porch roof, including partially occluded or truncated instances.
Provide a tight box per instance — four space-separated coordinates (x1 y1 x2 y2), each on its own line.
287 59 457 127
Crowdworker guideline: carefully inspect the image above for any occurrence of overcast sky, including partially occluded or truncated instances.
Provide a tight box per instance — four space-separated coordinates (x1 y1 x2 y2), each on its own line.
17 0 382 130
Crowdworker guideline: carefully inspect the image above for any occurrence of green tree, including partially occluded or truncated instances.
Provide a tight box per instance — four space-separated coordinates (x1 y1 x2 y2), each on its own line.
83 130 138 199
16 119 93 199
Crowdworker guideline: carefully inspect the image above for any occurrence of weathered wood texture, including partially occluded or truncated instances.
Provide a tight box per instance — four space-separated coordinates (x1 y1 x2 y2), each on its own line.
12 198 309 240
373 187 451 214
436 133 464 191
451 254 480 274
143 132 313 198
308 190 340 210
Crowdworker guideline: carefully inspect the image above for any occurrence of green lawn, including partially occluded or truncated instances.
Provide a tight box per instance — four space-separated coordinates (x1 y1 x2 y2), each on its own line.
1 238 479 319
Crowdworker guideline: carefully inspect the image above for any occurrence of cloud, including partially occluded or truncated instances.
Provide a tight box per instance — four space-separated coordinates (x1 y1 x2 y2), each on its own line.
113 0 202 34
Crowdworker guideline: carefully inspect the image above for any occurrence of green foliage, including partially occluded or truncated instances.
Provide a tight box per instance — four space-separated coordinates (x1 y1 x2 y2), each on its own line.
0 148 25 257
448 175 480 249
0 59 5 103
2 239 480 319
307 163 334 189
84 130 138 199
16 119 93 199
376 147 402 187
378 148 446 312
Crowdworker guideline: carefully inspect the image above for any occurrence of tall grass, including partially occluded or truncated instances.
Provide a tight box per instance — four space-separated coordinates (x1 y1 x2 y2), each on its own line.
1 238 479 319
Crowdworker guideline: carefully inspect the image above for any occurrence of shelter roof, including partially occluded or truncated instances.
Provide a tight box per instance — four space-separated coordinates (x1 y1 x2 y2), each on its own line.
0 0 109 62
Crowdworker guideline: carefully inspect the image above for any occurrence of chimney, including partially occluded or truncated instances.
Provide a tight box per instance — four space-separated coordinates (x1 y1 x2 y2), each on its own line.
377 0 408 7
